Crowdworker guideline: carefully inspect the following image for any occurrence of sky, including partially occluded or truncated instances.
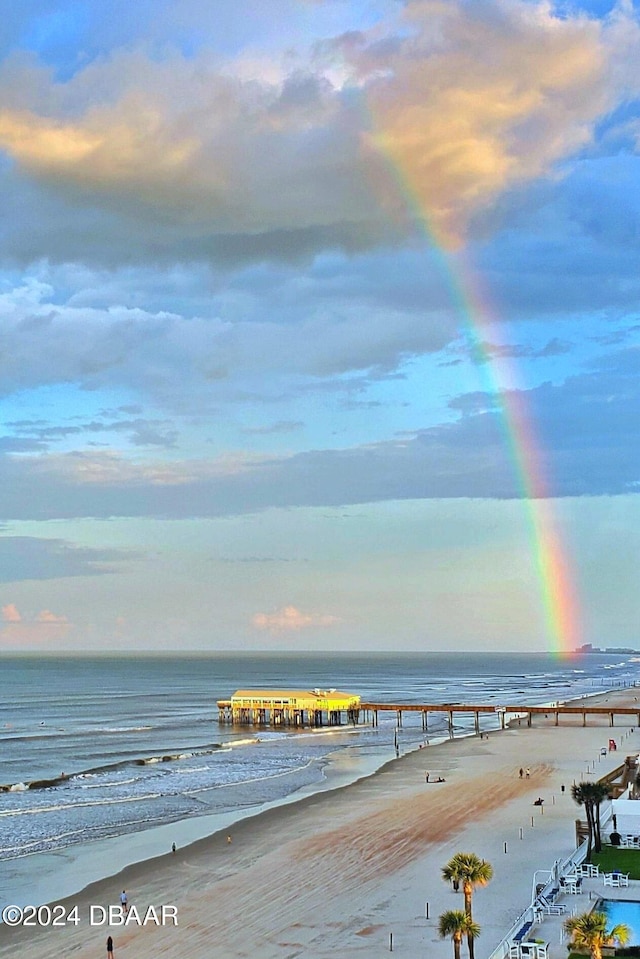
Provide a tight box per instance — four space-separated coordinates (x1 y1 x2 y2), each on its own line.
0 0 639 654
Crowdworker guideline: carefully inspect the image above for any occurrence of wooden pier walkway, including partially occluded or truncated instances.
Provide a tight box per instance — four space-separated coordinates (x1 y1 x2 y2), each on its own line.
359 702 640 735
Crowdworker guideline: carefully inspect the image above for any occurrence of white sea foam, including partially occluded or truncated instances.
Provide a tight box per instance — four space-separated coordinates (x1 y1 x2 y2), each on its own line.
79 777 140 789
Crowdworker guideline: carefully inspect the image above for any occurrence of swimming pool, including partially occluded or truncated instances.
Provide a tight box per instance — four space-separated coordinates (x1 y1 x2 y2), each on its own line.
599 899 640 945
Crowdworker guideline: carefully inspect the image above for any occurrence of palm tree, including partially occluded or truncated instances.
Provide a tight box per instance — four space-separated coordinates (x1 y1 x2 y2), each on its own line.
572 782 610 854
438 910 480 959
442 853 493 959
572 782 596 857
564 910 630 959
591 782 610 852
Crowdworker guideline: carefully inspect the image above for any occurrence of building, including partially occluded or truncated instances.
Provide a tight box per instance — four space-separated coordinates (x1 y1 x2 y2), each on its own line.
217 688 361 727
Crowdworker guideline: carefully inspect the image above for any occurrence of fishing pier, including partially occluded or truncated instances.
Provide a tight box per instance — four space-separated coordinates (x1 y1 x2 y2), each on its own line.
360 702 640 736
217 689 640 733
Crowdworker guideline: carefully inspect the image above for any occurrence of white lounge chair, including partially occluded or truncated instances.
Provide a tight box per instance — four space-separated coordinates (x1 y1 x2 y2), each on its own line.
537 896 567 914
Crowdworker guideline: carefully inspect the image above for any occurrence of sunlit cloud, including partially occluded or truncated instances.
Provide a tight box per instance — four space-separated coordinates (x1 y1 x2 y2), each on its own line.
251 604 341 634
0 1 636 263
2 603 21 622
361 0 640 245
0 604 72 647
35 609 70 624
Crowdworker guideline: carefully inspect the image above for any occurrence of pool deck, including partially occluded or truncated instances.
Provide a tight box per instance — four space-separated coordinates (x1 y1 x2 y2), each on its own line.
518 876 640 957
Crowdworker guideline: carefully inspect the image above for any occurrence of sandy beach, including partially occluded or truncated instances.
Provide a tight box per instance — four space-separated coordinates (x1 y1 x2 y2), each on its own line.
1 687 639 959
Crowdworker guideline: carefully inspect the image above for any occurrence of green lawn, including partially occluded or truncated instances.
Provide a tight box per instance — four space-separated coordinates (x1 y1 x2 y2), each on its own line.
590 846 640 879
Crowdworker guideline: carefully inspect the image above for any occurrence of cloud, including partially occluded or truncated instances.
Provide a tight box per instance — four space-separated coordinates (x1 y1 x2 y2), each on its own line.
0 273 456 410
0 603 71 647
2 602 21 622
360 0 640 245
0 49 381 266
0 1 637 265
0 342 637 520
0 537 139 582
7 413 178 450
35 608 68 624
240 420 304 436
467 338 574 363
251 604 340 633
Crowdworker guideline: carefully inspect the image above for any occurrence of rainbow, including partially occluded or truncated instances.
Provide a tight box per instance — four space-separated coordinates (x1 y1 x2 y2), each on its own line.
366 121 581 658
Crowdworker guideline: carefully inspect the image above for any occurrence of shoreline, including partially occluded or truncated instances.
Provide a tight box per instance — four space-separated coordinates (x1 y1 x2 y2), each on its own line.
2 685 640 957
0 696 582 910
1 684 637 911
0 737 409 910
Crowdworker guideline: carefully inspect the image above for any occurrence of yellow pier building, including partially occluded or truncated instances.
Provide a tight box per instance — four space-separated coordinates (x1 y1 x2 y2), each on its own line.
217 688 361 728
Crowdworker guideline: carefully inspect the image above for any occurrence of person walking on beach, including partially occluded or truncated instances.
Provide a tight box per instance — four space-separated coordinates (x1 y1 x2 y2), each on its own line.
519 767 523 778
425 771 430 782
107 934 114 958
525 767 530 778
172 842 176 854
120 890 128 914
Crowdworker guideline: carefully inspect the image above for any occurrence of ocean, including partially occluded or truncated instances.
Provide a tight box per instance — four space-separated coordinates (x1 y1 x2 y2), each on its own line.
0 650 638 908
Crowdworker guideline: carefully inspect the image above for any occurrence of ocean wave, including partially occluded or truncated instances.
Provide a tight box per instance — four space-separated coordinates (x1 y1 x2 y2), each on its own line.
0 811 172 861
0 744 226 793
0 792 163 819
0 776 66 793
101 726 154 733
79 776 141 789
186 756 317 794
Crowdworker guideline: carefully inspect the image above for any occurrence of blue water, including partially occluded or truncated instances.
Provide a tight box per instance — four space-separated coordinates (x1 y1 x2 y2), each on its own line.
599 898 640 945
0 651 638 868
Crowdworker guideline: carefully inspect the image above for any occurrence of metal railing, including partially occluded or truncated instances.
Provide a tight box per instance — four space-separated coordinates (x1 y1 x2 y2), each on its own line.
486 840 589 959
